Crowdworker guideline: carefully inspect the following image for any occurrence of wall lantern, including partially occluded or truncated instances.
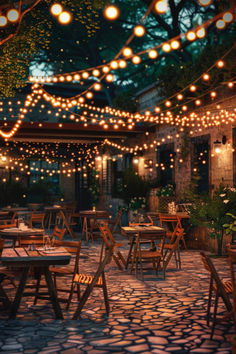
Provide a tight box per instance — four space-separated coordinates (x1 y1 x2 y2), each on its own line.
213 135 227 154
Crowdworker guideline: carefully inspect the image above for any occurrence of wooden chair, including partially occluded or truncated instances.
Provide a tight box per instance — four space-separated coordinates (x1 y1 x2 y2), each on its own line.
34 240 82 305
67 243 114 319
19 235 45 247
227 243 236 332
161 227 184 278
29 213 45 229
159 214 187 249
99 224 126 270
0 212 17 229
200 251 233 339
51 225 66 241
130 230 166 279
108 209 123 234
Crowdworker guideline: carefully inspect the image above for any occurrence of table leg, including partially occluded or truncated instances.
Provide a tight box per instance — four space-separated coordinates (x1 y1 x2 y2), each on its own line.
43 266 63 319
9 267 29 319
126 235 135 269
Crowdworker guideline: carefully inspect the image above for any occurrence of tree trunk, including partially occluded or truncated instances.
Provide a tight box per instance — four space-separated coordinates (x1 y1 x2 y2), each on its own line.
217 230 224 256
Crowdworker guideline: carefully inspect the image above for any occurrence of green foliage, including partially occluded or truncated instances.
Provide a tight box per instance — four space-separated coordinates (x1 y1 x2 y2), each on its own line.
0 181 27 207
122 166 149 206
27 180 62 204
156 184 175 197
128 196 147 214
88 169 100 207
113 89 137 112
188 185 236 255
223 213 236 235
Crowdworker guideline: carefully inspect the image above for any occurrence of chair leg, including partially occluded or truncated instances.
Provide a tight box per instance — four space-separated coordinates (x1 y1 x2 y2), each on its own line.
34 273 41 305
117 251 126 267
112 254 123 270
102 272 110 315
207 278 213 326
211 292 219 339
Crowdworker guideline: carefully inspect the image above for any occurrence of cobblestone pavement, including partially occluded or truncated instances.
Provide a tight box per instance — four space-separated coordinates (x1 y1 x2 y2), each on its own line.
0 237 234 353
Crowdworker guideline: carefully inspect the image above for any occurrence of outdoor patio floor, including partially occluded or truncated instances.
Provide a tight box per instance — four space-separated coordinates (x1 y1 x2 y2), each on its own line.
0 234 234 353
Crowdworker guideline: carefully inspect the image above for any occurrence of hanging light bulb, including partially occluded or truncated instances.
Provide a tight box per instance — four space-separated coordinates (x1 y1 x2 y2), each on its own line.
134 25 146 37
132 55 141 64
162 43 171 52
216 19 226 29
7 9 19 22
170 40 180 50
196 27 206 38
186 31 196 41
223 12 233 23
50 3 63 16
148 49 158 59
0 16 7 27
103 5 120 21
123 47 132 57
154 0 168 14
58 11 72 25
198 0 213 6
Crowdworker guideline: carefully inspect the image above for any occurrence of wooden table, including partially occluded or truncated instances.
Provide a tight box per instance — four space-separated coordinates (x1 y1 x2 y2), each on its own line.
79 210 110 242
44 206 76 239
121 225 165 269
1 247 71 319
0 227 44 246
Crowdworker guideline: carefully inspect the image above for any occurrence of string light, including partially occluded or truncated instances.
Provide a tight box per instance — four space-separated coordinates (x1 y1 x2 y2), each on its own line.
103 5 120 21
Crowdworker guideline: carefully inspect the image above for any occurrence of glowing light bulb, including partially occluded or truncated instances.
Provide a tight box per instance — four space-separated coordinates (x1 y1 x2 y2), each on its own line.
162 43 171 52
132 55 141 64
148 49 158 59
7 9 19 22
217 60 224 68
223 12 233 23
119 60 127 68
216 19 226 29
58 11 72 24
94 83 102 91
202 73 210 81
106 74 114 82
198 0 213 6
177 94 183 100
104 5 120 20
123 47 132 57
154 0 168 14
171 40 180 50
110 60 118 69
102 66 109 73
190 85 197 92
50 3 63 16
92 69 100 77
134 25 146 37
0 16 7 27
196 27 206 38
186 31 196 41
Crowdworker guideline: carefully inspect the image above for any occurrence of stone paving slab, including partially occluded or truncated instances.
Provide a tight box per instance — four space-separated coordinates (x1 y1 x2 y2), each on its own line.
0 237 234 353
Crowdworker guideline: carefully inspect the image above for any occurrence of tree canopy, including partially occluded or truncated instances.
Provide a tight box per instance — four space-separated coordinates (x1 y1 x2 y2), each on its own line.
0 0 235 108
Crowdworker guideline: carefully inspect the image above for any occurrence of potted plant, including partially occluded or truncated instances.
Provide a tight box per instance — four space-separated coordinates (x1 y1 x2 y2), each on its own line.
223 213 236 244
188 185 236 255
156 184 175 213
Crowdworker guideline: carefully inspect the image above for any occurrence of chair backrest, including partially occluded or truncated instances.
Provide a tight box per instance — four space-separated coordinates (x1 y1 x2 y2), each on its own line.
19 235 45 247
99 224 116 248
227 243 236 331
159 214 181 242
30 213 45 227
51 225 66 241
110 209 123 233
200 251 232 312
54 240 82 275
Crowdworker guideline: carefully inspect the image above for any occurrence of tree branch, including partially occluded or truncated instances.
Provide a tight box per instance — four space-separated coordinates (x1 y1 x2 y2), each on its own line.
0 0 42 46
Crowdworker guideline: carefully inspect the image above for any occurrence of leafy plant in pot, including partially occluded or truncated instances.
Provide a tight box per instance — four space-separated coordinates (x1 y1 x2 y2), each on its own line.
223 213 236 244
188 185 236 256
